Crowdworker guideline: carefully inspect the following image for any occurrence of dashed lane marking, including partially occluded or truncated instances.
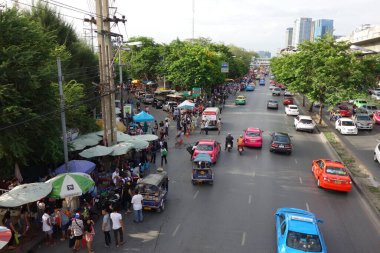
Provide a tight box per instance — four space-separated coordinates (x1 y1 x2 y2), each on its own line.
241 232 246 246
172 224 181 237
294 159 298 164
248 195 252 204
193 190 199 199
299 177 303 184
306 202 310 212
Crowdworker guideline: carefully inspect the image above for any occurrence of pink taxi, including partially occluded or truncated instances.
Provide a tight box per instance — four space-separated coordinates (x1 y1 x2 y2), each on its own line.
243 128 263 148
373 110 380 124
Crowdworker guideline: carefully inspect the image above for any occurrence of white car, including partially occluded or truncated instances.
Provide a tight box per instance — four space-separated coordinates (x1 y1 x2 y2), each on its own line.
269 85 276 91
285 105 299 116
284 90 293 96
371 92 380 101
294 115 315 133
374 143 380 163
335 118 358 135
272 87 281 96
163 101 178 111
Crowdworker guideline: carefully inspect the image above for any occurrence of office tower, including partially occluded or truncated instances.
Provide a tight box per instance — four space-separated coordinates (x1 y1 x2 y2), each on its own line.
285 27 293 47
292 17 312 47
313 19 334 39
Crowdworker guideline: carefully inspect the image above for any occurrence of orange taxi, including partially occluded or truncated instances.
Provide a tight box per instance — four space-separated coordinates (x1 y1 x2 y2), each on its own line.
311 159 352 192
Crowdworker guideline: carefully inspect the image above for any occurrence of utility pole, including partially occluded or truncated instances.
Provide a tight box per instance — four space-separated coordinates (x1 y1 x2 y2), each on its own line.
84 16 96 52
57 57 69 171
118 37 125 122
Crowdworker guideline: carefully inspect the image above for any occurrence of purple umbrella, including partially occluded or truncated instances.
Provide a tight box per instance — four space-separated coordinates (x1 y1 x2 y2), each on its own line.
54 160 96 175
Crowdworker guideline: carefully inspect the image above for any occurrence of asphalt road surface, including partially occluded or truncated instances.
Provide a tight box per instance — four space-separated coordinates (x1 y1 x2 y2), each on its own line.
37 81 380 253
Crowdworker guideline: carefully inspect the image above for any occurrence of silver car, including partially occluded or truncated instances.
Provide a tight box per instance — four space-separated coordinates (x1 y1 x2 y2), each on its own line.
359 105 378 116
272 87 281 96
267 99 279 109
353 113 374 130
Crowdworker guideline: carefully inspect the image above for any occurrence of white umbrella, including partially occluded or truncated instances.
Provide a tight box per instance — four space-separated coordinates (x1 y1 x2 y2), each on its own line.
79 145 113 158
0 183 52 207
178 100 195 109
133 134 159 142
110 142 135 156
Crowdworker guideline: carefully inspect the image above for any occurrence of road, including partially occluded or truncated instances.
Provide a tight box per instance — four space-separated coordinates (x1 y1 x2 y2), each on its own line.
37 81 380 253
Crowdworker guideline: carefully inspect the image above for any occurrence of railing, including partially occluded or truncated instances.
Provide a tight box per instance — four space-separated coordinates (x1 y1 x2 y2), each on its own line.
351 31 380 43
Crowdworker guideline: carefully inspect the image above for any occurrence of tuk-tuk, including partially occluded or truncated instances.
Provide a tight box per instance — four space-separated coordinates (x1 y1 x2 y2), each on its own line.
136 169 168 212
192 153 214 185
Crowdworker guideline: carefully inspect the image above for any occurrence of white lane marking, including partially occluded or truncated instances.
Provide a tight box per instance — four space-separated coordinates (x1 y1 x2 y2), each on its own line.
306 202 310 212
248 195 252 204
299 177 303 184
294 159 298 164
193 190 199 199
172 223 181 237
255 154 258 160
241 232 246 246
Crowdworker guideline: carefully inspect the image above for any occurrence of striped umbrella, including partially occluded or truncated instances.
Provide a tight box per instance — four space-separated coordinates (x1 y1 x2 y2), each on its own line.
46 173 95 199
0 226 11 250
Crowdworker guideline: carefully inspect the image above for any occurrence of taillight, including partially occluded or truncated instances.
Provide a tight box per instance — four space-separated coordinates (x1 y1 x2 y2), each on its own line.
284 145 291 148
271 143 279 147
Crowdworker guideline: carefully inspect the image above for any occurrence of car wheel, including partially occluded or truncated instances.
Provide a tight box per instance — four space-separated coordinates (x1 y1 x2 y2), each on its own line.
375 153 378 163
157 200 165 213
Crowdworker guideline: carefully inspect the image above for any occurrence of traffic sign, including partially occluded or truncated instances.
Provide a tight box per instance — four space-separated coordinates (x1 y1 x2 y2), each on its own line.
221 62 229 73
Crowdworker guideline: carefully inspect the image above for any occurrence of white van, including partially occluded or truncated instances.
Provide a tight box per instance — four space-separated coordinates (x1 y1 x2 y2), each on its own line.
202 107 220 129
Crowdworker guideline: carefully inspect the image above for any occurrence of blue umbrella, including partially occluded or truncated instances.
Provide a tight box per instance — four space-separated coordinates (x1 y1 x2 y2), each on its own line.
194 153 212 163
54 160 96 175
133 111 155 123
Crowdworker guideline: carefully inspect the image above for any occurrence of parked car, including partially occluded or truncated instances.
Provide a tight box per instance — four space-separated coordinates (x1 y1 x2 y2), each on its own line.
352 113 373 130
277 84 286 90
283 90 292 96
142 93 154 104
192 140 221 164
374 143 380 163
269 132 292 155
371 92 380 101
369 87 380 95
136 91 146 100
245 85 255 91
285 105 299 116
269 85 276 91
275 208 327 253
333 104 352 117
267 99 279 109
272 87 281 96
312 159 352 192
359 104 378 116
243 128 263 148
235 95 246 105
152 98 164 109
294 115 315 133
335 118 358 135
163 101 178 112
283 97 294 105
373 111 380 124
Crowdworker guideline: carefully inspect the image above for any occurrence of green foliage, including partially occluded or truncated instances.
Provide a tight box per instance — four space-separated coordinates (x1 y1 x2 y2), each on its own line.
271 36 380 122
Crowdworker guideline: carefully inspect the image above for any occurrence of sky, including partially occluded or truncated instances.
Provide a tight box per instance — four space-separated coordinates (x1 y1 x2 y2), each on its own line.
6 0 380 55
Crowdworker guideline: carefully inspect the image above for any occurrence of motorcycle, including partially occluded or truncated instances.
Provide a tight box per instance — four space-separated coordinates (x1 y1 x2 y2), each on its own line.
227 143 232 152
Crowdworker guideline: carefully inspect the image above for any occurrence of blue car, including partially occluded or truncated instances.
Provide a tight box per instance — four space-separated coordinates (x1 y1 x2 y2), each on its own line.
245 85 255 91
260 79 265 86
275 208 327 253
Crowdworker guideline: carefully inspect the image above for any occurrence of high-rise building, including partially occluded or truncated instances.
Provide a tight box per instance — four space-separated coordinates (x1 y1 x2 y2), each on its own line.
313 19 334 40
292 17 312 47
285 27 293 47
310 21 316 41
257 51 271 58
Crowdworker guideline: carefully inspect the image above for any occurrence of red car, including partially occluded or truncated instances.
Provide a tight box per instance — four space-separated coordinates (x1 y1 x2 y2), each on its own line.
334 104 352 117
312 159 352 192
243 128 263 148
282 97 294 105
270 80 276 85
373 110 380 124
277 84 286 90
192 140 221 163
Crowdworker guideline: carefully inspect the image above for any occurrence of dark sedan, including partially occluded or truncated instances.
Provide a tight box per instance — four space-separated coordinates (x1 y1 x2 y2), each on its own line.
269 132 292 155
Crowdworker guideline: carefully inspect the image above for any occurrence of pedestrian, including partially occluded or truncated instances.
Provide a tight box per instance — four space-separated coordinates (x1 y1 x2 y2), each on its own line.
2 211 17 250
204 120 209 135
42 208 54 246
153 120 159 135
217 118 222 135
131 189 144 223
164 119 169 138
200 120 205 134
84 218 95 253
112 168 120 186
19 206 30 237
102 208 111 247
160 146 168 166
71 213 84 251
110 207 124 247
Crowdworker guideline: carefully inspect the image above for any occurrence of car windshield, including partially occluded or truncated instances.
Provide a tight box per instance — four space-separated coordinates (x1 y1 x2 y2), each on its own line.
145 95 153 98
326 167 348 176
289 106 298 109
300 119 313 124
246 132 260 137
357 116 371 121
286 231 322 252
269 100 278 103
367 106 377 110
196 144 213 151
341 121 354 126
237 97 245 99
274 136 290 143
358 100 367 104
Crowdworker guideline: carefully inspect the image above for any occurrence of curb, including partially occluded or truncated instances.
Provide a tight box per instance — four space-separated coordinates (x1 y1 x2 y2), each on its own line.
293 95 380 218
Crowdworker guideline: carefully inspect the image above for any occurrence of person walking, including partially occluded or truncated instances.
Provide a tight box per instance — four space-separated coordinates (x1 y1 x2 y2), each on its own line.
110 207 124 247
42 208 54 246
131 189 144 223
200 120 205 134
204 120 209 135
160 146 168 166
101 208 111 248
217 118 222 135
84 218 95 253
150 141 157 164
71 213 84 251
164 119 169 138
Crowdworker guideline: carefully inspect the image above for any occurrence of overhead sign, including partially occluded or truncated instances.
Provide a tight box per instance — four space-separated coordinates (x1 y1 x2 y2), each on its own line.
221 62 229 73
